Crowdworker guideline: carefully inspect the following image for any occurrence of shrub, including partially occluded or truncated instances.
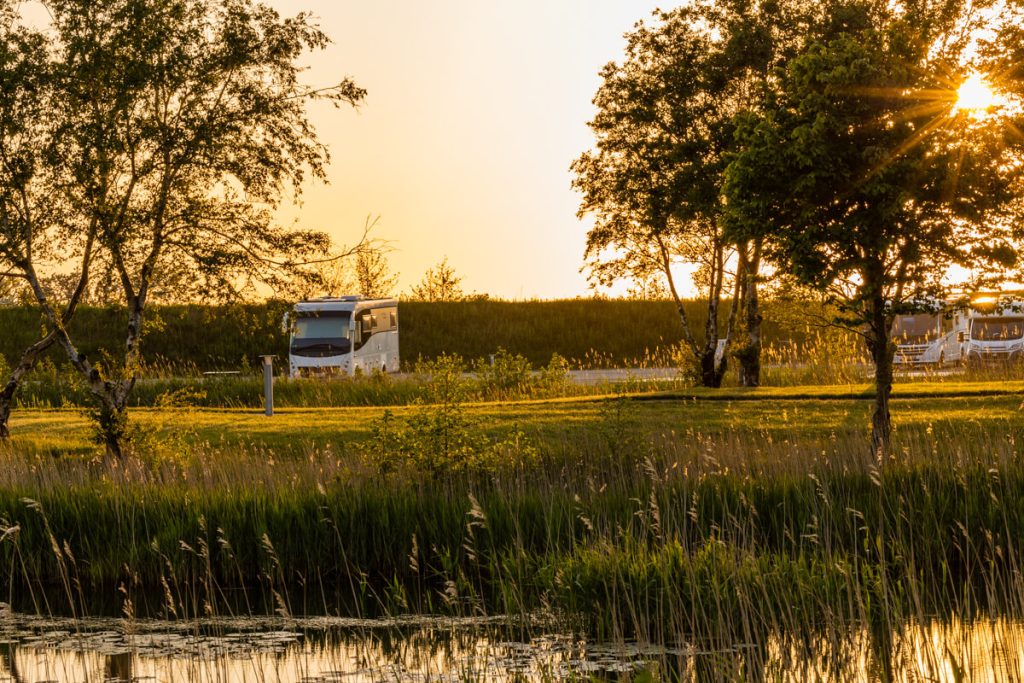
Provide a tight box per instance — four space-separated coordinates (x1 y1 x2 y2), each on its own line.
363 354 536 478
537 353 571 395
474 348 532 400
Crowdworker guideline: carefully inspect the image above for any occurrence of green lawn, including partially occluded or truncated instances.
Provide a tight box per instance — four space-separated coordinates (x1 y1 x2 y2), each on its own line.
6 380 1020 456
651 378 1024 400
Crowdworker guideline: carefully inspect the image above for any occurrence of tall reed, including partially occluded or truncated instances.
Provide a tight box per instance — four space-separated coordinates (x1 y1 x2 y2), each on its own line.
1 399 1022 667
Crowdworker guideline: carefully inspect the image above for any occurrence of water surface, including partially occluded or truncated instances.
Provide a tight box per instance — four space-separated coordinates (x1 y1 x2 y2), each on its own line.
2 613 1023 681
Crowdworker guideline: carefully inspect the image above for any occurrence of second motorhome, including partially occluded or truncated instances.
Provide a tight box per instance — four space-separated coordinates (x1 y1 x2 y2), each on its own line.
963 298 1024 367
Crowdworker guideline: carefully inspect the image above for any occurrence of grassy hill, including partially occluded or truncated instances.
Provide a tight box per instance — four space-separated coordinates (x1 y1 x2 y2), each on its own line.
0 298 835 371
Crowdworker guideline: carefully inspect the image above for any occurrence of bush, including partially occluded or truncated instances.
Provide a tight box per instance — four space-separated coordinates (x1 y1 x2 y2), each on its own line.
473 348 532 400
363 355 537 478
537 353 571 395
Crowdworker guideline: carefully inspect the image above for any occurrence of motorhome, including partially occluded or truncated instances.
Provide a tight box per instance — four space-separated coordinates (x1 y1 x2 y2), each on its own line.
963 297 1024 367
286 297 399 377
892 303 970 367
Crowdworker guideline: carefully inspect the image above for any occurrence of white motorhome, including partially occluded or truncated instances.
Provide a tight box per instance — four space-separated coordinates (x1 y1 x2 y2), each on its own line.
286 297 399 378
892 303 970 367
964 297 1024 368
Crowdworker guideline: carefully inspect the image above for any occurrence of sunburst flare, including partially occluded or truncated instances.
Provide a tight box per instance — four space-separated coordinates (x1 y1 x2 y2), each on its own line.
954 73 998 119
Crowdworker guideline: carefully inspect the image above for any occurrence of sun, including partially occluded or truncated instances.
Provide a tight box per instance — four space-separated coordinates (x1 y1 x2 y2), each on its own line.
953 72 997 118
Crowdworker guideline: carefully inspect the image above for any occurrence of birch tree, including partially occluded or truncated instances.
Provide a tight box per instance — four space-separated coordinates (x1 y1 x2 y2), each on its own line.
14 0 365 458
572 1 799 387
0 5 97 438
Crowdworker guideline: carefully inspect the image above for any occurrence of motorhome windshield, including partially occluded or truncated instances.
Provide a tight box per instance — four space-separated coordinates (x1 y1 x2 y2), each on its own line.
892 314 939 343
972 317 1024 341
291 312 351 357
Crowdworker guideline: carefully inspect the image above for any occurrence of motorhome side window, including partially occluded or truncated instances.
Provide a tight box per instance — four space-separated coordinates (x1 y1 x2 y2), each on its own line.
373 308 396 332
355 311 370 350
353 306 399 351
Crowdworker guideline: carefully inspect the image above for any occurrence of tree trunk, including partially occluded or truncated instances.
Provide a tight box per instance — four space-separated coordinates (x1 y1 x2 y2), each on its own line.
93 395 129 461
868 294 894 460
30 307 132 460
88 298 145 459
737 240 763 388
699 346 725 388
696 233 730 388
66 292 145 460
699 295 726 388
0 385 15 439
0 333 58 439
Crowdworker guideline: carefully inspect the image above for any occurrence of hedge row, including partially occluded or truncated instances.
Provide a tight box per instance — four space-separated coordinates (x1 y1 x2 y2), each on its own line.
0 299 816 371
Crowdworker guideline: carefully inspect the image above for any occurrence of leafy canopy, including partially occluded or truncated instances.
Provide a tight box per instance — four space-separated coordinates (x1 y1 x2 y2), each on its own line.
47 0 367 302
724 0 1023 318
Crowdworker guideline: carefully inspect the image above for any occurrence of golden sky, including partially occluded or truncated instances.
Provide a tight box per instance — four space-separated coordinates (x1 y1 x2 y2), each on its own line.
265 0 662 300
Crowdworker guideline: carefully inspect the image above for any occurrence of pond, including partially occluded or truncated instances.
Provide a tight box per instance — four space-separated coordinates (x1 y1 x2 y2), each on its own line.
2 612 1023 681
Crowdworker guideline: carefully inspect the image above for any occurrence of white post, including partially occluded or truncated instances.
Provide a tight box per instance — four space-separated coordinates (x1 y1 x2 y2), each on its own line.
262 355 275 417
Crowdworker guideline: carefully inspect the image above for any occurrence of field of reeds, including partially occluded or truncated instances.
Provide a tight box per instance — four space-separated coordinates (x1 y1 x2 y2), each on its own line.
1 377 1023 678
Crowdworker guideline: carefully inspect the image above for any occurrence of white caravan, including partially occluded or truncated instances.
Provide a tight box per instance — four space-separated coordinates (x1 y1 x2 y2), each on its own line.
963 298 1024 368
892 304 970 367
286 297 399 378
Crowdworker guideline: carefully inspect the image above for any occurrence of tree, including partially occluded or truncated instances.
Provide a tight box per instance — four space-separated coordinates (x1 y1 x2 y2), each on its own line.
10 0 365 458
302 219 399 299
0 4 98 438
572 1 798 387
724 0 1023 457
353 249 399 299
625 271 669 301
290 246 397 300
410 257 465 302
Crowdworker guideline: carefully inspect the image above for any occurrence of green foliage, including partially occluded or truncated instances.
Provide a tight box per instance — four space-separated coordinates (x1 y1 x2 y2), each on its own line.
571 1 801 387
415 353 470 405
153 386 208 409
0 302 292 371
362 355 537 478
671 342 704 385
572 2 788 290
85 402 130 453
46 0 366 301
0 298 854 379
409 257 465 302
726 13 1021 306
473 348 532 399
0 0 367 456
536 352 571 395
403 298 758 370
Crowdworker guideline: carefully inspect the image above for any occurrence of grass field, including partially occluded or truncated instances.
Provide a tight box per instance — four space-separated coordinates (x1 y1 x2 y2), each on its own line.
2 380 1023 679
4 379 1022 454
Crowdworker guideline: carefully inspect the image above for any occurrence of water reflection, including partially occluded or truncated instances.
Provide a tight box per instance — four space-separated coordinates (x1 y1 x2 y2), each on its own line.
1 613 1023 681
